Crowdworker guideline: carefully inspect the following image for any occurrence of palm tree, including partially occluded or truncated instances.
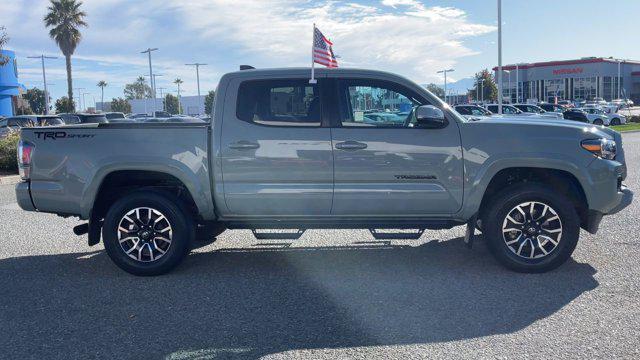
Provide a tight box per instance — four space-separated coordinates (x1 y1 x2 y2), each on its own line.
174 78 184 114
44 0 87 110
97 80 107 111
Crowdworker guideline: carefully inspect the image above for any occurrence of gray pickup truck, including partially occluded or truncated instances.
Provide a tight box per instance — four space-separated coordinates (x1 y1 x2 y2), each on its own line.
15 67 632 275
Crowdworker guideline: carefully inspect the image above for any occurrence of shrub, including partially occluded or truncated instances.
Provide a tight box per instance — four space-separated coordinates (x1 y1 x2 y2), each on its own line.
0 132 19 173
628 115 640 123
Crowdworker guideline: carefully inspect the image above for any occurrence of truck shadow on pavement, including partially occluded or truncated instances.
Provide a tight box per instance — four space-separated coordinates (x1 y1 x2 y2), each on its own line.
0 236 598 359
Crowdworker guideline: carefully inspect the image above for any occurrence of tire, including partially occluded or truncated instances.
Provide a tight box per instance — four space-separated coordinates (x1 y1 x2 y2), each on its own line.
610 118 620 126
593 119 604 125
102 191 194 276
192 222 226 249
482 183 580 273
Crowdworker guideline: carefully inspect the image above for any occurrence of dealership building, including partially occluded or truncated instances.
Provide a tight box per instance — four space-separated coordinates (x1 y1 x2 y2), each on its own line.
493 57 640 104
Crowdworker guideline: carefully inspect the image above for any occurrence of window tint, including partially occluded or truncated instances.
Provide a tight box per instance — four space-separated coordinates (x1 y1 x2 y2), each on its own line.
338 79 425 128
39 117 64 126
236 80 321 126
455 106 471 115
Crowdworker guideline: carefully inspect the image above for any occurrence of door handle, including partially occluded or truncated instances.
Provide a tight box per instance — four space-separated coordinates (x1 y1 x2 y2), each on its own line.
228 141 260 150
335 141 367 150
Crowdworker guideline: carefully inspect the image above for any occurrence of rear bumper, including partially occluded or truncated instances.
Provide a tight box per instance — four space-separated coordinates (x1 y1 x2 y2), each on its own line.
15 181 36 212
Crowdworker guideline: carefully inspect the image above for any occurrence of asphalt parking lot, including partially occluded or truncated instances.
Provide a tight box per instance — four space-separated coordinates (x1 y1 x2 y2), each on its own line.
1 134 639 360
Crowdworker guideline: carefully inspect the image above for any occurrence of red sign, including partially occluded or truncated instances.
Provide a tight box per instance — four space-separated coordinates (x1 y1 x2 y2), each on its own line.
553 68 583 75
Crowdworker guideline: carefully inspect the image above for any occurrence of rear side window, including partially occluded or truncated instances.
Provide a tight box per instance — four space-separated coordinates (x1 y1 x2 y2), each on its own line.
236 80 321 126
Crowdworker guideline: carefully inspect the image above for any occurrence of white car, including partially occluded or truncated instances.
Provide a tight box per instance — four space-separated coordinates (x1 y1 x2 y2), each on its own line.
575 107 612 126
513 104 564 119
600 106 627 126
453 104 496 121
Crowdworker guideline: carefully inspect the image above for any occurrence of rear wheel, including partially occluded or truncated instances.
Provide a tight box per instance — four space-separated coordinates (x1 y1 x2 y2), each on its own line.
610 118 621 126
482 183 580 273
102 191 194 276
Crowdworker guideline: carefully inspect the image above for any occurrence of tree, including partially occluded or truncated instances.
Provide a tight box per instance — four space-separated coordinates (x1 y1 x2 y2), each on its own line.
111 97 131 113
23 88 48 114
425 83 445 100
97 80 107 111
173 78 183 114
0 26 9 66
124 76 152 100
469 69 498 103
163 94 179 115
44 0 87 108
204 90 215 115
55 96 75 113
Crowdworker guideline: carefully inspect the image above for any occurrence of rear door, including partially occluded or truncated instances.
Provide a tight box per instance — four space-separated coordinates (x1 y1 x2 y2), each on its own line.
219 77 334 216
328 77 464 216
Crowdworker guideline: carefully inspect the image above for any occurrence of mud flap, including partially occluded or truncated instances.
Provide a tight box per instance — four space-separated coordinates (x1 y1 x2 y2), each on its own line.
464 214 477 249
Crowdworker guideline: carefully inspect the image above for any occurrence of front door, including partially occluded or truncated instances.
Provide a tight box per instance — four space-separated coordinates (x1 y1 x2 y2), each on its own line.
329 78 464 216
220 77 334 216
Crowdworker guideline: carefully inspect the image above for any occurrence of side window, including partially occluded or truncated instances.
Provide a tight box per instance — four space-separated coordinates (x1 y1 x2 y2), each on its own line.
470 108 486 116
0 119 7 127
236 79 320 127
456 106 471 115
338 80 425 128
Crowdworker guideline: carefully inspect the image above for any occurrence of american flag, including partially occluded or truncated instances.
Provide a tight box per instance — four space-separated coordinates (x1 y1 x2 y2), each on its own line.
313 27 338 68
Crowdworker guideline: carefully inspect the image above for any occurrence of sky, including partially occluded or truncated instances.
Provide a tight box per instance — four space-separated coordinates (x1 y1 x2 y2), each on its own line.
1 0 639 105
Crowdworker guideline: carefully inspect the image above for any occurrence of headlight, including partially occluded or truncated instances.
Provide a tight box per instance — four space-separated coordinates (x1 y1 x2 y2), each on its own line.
581 138 616 160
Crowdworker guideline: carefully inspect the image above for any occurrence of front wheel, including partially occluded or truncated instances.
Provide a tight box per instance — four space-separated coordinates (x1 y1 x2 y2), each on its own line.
610 118 621 126
593 119 604 125
102 191 194 276
482 183 580 273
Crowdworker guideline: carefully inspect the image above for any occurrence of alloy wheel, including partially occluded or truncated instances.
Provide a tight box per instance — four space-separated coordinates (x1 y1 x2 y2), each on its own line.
117 207 173 262
501 201 563 259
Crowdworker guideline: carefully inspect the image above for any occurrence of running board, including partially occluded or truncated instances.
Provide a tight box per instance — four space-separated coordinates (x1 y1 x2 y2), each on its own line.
251 229 305 240
369 229 425 240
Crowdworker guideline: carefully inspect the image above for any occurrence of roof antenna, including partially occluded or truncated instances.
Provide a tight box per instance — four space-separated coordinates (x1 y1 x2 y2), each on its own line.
240 65 255 70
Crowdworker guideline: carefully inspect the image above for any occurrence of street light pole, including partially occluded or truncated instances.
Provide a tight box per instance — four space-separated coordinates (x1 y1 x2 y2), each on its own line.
74 87 85 111
82 92 90 112
437 68 455 104
515 64 519 103
158 87 166 111
186 63 207 115
27 55 57 114
504 70 511 103
141 48 159 99
480 79 485 104
497 0 503 113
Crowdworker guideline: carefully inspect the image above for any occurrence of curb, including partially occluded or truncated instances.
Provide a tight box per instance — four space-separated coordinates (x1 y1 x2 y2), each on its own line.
0 175 20 186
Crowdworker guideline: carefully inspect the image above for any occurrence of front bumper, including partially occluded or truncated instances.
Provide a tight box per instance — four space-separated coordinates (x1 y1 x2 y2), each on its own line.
15 181 36 212
585 185 633 234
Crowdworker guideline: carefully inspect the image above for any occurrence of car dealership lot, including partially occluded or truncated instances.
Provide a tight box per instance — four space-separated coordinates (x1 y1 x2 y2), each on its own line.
0 134 639 359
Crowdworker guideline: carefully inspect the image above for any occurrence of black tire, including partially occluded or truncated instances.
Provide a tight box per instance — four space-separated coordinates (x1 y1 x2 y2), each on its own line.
102 191 194 276
192 222 226 249
610 118 620 126
593 119 604 125
482 183 580 273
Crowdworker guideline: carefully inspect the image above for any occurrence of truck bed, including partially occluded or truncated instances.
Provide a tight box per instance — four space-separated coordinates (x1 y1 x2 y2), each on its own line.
19 123 214 219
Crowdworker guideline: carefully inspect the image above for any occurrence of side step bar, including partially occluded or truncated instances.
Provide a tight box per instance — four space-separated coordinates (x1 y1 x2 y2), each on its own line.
251 229 305 240
369 229 425 240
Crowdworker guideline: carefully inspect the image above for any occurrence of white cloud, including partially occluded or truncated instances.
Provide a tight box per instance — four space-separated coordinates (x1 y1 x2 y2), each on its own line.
1 0 495 99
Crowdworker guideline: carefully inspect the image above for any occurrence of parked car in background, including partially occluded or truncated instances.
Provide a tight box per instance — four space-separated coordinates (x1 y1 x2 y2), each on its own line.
75 113 109 124
57 113 81 124
153 111 172 118
485 104 528 115
128 113 152 119
454 105 495 121
562 109 590 123
611 99 634 108
558 100 574 108
514 104 563 119
538 103 566 114
105 112 126 120
576 107 610 126
0 115 64 138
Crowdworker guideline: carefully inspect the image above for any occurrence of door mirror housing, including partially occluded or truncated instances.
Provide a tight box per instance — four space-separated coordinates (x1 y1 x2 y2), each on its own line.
414 105 447 129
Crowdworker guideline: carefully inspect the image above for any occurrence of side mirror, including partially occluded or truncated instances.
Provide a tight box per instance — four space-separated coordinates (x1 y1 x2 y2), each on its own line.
414 105 447 129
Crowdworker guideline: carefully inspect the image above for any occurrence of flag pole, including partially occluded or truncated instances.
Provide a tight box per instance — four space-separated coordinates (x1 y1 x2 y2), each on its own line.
310 23 317 84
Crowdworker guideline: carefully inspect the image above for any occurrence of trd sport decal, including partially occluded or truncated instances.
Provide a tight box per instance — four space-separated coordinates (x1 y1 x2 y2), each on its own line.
33 131 96 140
394 175 437 180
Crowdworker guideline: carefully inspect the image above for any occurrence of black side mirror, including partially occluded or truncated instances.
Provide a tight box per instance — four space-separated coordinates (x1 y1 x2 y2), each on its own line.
414 105 447 129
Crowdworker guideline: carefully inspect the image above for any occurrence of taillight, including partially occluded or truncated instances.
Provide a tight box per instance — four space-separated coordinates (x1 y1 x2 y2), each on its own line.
17 140 34 180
